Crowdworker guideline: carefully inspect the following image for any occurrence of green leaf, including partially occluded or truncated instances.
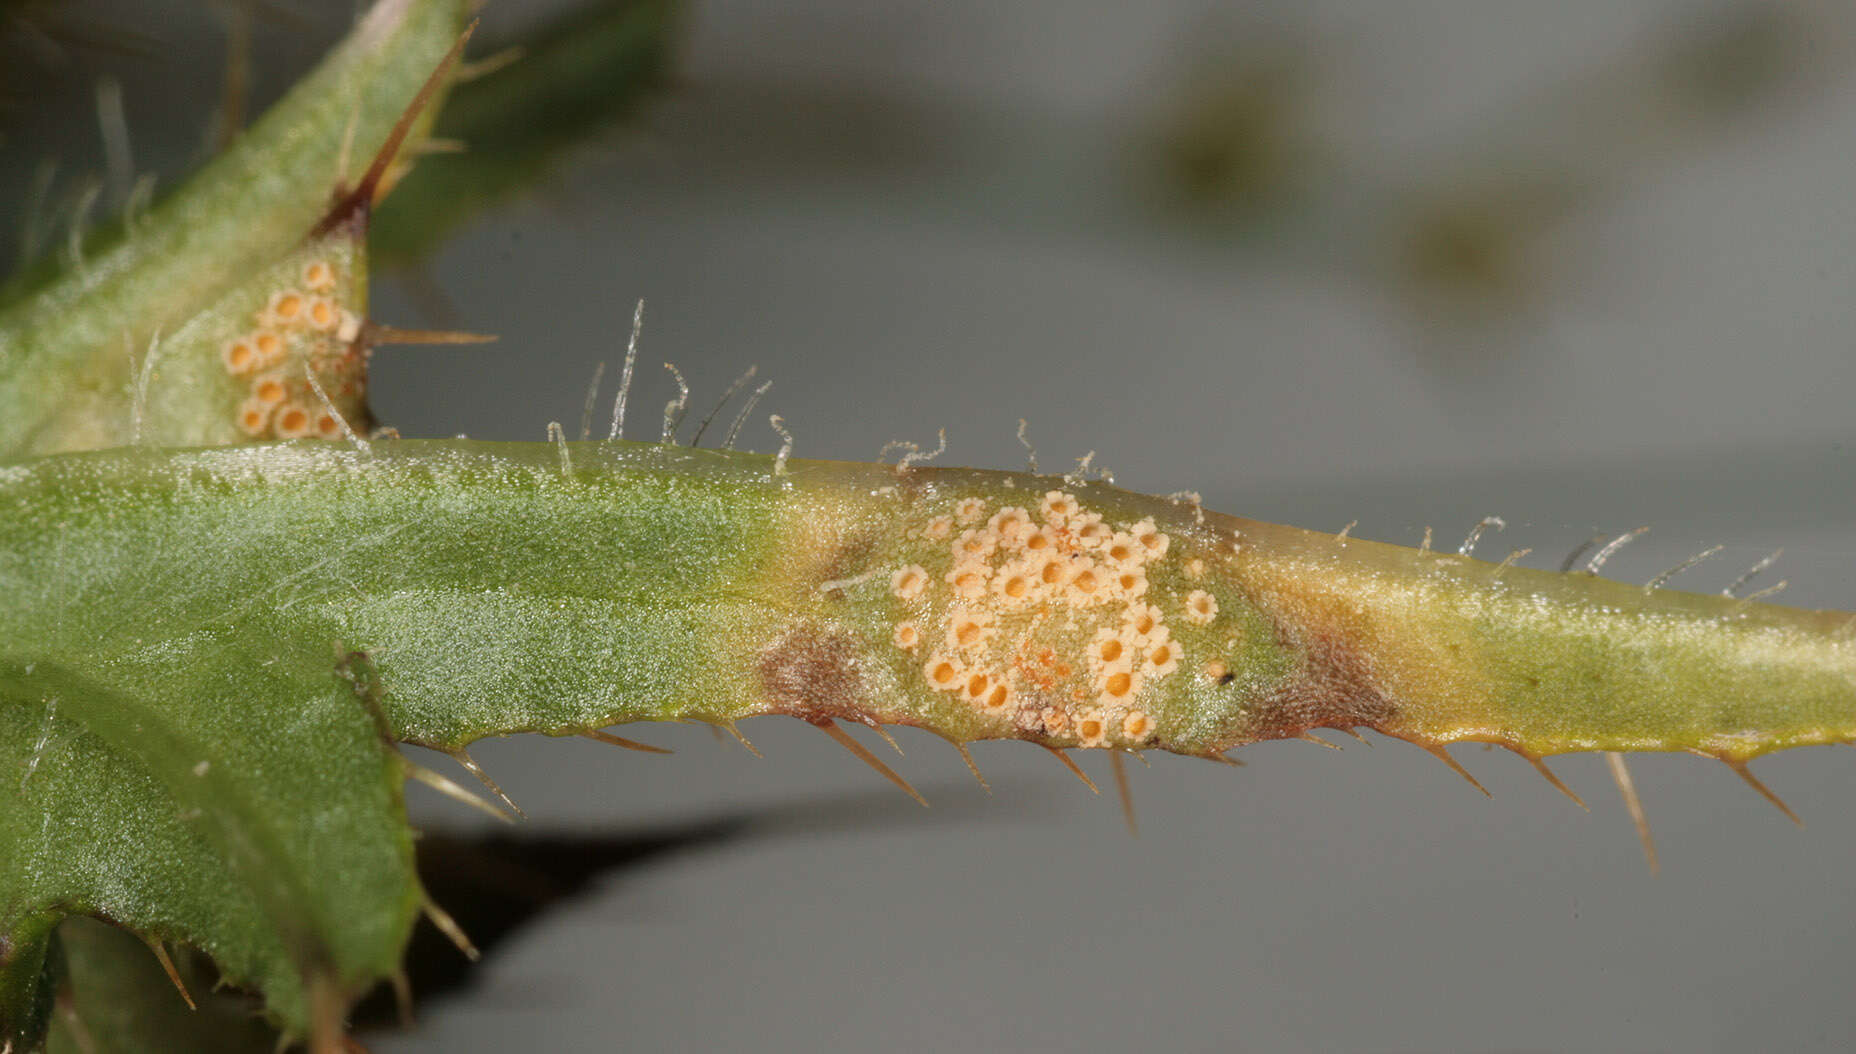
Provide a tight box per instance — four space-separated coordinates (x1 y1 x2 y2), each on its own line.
1 647 419 1048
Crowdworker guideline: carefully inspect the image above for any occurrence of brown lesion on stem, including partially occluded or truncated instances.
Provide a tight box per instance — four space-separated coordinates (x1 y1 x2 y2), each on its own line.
755 623 881 726
1245 626 1398 745
1229 607 1511 796
809 528 883 602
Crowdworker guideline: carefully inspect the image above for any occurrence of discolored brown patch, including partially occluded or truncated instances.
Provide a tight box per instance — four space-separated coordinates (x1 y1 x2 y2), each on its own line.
756 624 873 724
1250 629 1396 742
817 529 881 597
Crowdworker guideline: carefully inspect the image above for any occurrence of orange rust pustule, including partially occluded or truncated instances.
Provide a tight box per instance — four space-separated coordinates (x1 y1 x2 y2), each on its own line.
756 624 889 725
1246 628 1397 743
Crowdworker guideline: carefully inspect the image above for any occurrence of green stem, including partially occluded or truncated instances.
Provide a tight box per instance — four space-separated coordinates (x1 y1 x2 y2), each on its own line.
6 440 1852 762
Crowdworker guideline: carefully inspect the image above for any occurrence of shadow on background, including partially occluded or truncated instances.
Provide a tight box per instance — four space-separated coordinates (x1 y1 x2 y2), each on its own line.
352 778 1047 1031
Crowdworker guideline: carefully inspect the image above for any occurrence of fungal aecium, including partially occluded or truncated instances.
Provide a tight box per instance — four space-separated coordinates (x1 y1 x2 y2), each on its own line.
181 246 371 445
8 440 1854 778
893 492 1191 748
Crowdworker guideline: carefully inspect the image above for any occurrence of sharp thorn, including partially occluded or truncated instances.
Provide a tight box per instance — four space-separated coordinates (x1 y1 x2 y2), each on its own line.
866 722 905 756
582 728 672 755
421 894 480 961
1110 750 1138 837
447 748 525 819
1528 756 1588 811
362 323 497 346
145 939 196 1011
722 721 762 758
1605 752 1659 875
1422 743 1491 797
953 741 992 794
1043 745 1099 793
315 22 478 235
816 721 927 807
1338 727 1372 747
1724 758 1802 827
1298 731 1342 750
403 759 516 824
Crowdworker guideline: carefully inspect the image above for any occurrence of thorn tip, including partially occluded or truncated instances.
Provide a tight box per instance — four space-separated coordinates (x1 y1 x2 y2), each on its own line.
1043 745 1099 793
952 741 991 794
447 748 525 819
1725 758 1802 827
583 728 672 754
1110 750 1138 837
403 759 516 824
422 894 480 962
1420 743 1491 797
1606 752 1659 875
1528 756 1588 811
816 721 927 807
146 939 196 1011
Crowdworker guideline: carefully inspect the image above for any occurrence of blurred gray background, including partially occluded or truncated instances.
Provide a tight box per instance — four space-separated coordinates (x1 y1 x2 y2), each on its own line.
8 1 1856 1051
